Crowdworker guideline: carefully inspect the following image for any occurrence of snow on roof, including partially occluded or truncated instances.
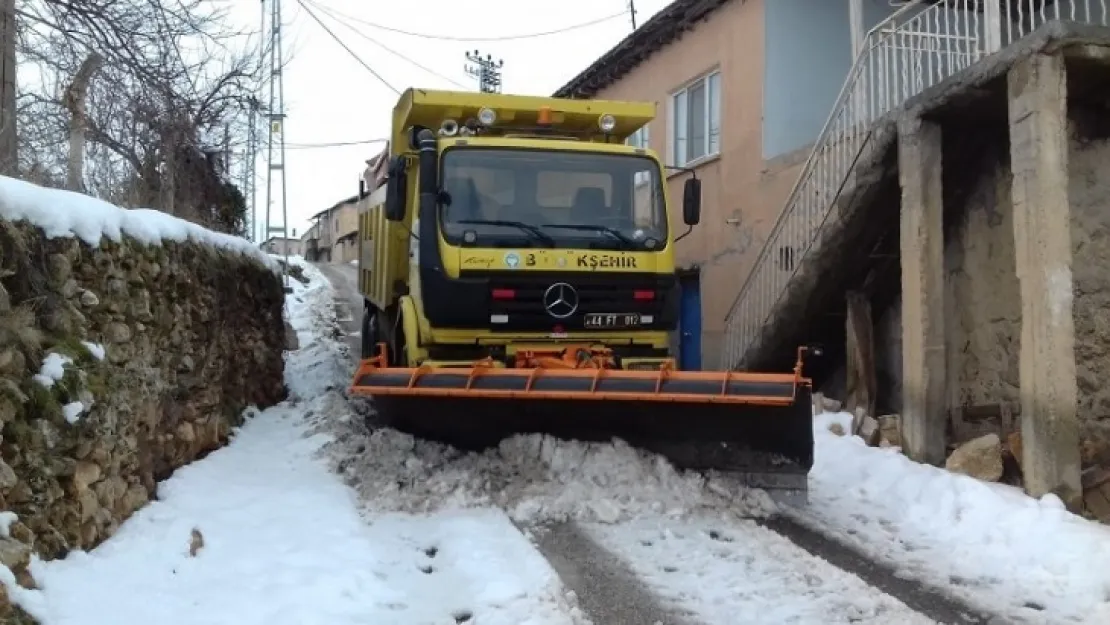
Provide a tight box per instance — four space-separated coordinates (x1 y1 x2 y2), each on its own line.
0 175 280 273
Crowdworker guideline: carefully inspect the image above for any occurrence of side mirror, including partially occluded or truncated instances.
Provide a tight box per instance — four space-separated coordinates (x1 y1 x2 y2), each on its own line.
384 156 407 222
682 177 701 226
407 126 425 150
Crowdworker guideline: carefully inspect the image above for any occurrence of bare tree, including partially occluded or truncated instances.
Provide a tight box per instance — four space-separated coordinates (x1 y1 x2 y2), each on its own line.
63 50 101 191
11 0 269 234
0 0 16 175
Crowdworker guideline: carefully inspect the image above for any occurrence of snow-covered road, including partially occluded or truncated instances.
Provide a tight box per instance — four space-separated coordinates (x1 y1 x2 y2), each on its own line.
6 256 1109 625
309 260 947 625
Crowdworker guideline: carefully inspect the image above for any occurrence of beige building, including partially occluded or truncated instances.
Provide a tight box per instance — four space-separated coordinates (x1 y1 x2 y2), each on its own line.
554 0 906 368
559 0 773 368
261 236 303 257
555 0 936 368
299 222 321 259
303 195 359 263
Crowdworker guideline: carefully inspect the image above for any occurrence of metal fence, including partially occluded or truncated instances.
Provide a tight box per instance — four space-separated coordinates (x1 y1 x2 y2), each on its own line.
721 0 1110 370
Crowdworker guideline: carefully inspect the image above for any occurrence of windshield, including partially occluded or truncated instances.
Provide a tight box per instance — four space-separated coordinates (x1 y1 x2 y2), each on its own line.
438 148 667 251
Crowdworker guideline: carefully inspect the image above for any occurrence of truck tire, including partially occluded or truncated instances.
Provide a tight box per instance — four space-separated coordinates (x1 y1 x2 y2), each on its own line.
387 308 408 367
360 302 379 360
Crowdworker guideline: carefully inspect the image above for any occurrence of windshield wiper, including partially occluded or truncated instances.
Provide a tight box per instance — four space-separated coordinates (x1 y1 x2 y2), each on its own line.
454 219 555 247
541 223 637 249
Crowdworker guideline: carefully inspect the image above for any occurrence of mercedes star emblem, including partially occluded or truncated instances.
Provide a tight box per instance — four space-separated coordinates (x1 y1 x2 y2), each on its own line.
543 282 579 319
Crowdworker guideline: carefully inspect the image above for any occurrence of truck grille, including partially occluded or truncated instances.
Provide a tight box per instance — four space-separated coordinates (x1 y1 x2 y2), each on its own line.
485 275 672 331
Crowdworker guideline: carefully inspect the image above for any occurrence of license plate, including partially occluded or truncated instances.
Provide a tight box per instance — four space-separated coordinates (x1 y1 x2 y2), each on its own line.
583 313 640 328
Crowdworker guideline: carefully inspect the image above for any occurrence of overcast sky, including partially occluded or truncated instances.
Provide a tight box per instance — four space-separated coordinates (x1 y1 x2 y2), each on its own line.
226 0 673 242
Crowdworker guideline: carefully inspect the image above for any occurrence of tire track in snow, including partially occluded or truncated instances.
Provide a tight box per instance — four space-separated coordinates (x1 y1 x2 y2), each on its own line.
581 514 947 625
528 521 705 625
758 515 996 625
314 262 363 362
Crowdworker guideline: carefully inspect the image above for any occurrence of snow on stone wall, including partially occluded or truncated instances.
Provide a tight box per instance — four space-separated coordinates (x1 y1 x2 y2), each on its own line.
0 176 288 620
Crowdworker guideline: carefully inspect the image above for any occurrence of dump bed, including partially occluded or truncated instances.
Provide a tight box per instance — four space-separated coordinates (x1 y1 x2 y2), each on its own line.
356 182 410 309
390 88 656 148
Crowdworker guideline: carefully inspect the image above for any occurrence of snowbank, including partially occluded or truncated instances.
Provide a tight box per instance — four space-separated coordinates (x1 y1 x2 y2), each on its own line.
796 410 1110 624
0 175 279 272
321 416 776 527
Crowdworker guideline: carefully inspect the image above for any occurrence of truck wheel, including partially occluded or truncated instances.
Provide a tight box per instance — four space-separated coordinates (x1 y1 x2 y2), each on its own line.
360 303 378 360
372 309 401 367
389 309 409 367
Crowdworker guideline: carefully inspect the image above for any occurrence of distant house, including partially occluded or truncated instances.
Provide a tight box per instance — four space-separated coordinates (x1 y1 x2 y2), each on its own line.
299 222 321 260
261 235 303 257
331 198 360 263
303 195 360 263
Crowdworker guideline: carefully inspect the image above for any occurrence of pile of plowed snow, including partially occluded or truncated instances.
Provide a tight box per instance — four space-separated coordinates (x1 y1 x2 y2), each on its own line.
313 404 778 526
287 257 775 526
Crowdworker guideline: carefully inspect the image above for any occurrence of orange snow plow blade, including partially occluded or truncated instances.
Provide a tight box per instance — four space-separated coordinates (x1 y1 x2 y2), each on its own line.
350 344 817 498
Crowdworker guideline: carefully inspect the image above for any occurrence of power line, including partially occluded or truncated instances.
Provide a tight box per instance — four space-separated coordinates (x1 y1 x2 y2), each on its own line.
306 0 469 90
284 138 388 149
309 4 628 42
295 0 400 95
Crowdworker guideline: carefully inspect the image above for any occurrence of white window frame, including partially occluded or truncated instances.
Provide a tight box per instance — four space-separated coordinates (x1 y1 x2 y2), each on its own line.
626 125 650 150
670 69 721 167
625 125 651 187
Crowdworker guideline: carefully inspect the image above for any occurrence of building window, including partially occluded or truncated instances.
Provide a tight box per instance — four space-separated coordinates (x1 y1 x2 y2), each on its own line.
671 70 721 166
627 125 650 150
626 125 651 187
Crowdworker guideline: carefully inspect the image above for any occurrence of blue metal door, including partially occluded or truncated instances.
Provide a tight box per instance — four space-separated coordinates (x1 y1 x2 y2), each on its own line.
678 274 702 371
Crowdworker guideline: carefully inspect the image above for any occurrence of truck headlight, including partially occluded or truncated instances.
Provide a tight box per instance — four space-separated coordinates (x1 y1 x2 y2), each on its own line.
598 114 617 132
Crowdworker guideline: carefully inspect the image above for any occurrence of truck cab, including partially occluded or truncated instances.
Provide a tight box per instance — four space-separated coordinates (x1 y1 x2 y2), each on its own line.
356 89 701 371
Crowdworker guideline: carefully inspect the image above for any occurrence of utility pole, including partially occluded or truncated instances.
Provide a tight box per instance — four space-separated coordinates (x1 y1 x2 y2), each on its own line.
262 0 290 286
241 96 259 241
464 50 504 93
629 0 638 30
0 0 17 176
241 0 265 243
249 0 265 243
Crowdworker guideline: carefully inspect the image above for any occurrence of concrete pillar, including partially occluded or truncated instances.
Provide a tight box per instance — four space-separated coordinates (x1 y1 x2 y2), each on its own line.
898 116 947 466
1007 51 1082 509
983 0 1003 55
849 0 865 59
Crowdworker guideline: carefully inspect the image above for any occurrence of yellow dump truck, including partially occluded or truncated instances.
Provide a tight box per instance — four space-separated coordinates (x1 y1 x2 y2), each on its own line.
349 88 816 497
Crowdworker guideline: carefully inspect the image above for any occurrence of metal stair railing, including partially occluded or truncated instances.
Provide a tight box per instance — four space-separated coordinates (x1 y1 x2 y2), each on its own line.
721 0 1109 370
